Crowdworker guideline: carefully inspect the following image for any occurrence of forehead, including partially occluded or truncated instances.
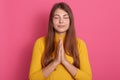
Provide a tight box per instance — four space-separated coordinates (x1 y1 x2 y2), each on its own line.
54 8 68 15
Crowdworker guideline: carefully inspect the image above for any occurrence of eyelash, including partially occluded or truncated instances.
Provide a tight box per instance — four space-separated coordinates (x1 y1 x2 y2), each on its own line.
53 16 69 19
64 17 69 19
54 17 59 19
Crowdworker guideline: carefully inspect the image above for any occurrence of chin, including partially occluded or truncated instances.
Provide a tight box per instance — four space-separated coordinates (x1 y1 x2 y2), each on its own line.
56 30 67 34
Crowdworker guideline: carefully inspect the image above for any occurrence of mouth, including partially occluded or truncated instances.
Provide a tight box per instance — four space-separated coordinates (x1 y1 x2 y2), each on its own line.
58 25 65 28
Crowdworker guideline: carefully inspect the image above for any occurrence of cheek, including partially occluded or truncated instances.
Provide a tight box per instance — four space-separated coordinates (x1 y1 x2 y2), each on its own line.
66 21 70 26
65 19 70 24
53 20 58 25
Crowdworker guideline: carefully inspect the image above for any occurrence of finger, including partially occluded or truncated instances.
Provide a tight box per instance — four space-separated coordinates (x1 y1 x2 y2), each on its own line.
60 40 64 50
57 39 61 51
59 39 63 47
57 39 62 55
58 39 62 48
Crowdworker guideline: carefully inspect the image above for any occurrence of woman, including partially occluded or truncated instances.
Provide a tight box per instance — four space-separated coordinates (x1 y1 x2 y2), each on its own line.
29 2 92 80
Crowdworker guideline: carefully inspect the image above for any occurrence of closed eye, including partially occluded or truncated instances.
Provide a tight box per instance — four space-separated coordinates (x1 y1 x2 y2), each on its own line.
63 14 69 19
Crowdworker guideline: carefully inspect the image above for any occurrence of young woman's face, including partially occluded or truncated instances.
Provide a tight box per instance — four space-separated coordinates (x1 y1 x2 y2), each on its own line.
53 8 70 34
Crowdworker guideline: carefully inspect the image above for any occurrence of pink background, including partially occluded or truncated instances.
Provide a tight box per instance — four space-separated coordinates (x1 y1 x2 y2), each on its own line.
0 0 120 80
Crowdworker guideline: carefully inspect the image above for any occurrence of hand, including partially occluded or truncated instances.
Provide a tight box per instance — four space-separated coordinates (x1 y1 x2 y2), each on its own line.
60 39 67 64
54 39 62 65
55 38 67 65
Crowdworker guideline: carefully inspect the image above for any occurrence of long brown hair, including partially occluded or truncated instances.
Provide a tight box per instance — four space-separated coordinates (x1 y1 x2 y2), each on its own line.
42 2 80 68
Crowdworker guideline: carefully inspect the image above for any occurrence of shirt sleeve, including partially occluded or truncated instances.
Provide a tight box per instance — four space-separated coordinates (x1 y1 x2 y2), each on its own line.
29 38 46 80
74 39 92 80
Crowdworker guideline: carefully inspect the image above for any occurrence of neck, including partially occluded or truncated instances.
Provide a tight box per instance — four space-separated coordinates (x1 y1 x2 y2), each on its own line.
54 32 66 43
55 32 66 36
55 32 66 35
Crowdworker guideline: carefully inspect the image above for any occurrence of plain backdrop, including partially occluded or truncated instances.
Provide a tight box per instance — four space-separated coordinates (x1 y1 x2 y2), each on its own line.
0 0 120 80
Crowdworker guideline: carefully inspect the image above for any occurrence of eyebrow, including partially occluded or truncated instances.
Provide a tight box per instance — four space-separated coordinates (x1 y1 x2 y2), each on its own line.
54 14 69 16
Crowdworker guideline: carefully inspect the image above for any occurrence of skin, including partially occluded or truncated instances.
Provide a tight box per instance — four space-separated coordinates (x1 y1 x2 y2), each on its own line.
53 8 70 34
42 8 78 78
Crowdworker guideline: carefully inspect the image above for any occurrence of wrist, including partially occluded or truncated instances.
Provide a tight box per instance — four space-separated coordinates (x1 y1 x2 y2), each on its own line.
62 59 68 65
54 60 60 66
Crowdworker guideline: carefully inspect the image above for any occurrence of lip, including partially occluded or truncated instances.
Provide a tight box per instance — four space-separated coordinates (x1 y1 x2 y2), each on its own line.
58 25 65 27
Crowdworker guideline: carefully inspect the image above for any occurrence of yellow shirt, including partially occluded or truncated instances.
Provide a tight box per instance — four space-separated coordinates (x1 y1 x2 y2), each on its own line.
29 34 92 80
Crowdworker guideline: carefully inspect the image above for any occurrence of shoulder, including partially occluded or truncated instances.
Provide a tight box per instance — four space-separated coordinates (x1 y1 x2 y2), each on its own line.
76 37 88 50
36 36 46 42
76 37 87 45
76 37 89 56
34 36 46 46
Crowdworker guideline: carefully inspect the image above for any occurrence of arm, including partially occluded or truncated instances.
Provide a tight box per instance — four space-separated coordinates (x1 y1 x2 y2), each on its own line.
42 60 58 77
29 38 61 80
59 39 78 77
29 39 46 80
74 39 92 80
62 60 78 77
61 39 92 80
42 38 62 77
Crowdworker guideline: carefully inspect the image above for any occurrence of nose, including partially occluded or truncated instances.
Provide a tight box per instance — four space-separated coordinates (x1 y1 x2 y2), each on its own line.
59 18 64 23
